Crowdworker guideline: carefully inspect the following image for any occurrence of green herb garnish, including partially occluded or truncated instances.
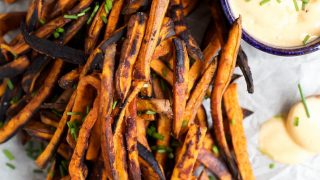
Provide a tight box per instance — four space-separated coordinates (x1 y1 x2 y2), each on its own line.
106 0 113 11
39 19 46 25
63 15 79 19
6 162 15 169
152 132 164 140
231 118 236 125
298 83 310 118
182 120 188 128
101 15 107 23
209 175 216 180
269 163 275 169
67 121 80 140
66 112 82 116
212 145 219 155
3 149 14 161
10 96 20 105
6 79 14 90
293 0 299 11
301 0 309 10
294 117 300 126
162 68 168 77
145 110 157 115
112 101 118 110
53 32 60 39
303 34 311 45
168 152 174 159
87 4 100 24
259 0 270 6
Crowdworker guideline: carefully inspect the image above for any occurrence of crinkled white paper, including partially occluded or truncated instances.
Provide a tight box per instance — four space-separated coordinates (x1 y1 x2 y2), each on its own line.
1 1 320 180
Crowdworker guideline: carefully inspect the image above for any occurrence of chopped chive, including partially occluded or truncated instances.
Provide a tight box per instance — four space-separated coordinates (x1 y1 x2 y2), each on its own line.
168 152 174 159
56 27 64 33
298 83 310 118
86 105 90 115
303 34 311 45
77 12 86 17
51 109 62 117
6 79 14 90
160 79 167 92
67 121 80 140
147 126 156 136
145 110 157 115
112 101 118 110
156 149 167 153
64 15 78 19
81 7 91 14
212 145 219 155
231 118 236 125
10 96 20 105
162 68 168 77
59 164 66 177
6 162 15 169
259 0 270 6
209 175 216 180
301 0 309 10
39 19 46 25
294 117 299 127
53 32 60 39
104 3 110 14
182 120 188 128
276 0 281 3
67 112 82 116
3 149 14 161
204 94 210 99
152 132 164 140
106 0 113 11
87 4 100 24
269 163 275 169
101 15 107 23
33 169 43 173
292 0 299 11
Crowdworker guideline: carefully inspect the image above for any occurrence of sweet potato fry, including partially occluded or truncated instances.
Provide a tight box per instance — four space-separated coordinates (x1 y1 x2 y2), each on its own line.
158 17 175 43
210 18 241 170
99 44 116 179
24 121 54 140
171 124 206 179
152 38 173 60
0 56 30 78
133 0 170 81
138 143 166 180
197 149 232 180
115 13 147 100
170 0 203 61
69 95 100 180
183 59 217 129
0 12 26 35
0 59 63 143
237 47 254 93
195 105 208 128
104 0 125 39
151 59 174 86
59 68 81 89
85 2 108 54
223 83 254 180
40 111 60 128
122 0 148 15
35 90 76 168
138 113 156 121
50 0 78 19
22 55 50 93
137 98 172 115
125 97 141 180
182 0 199 16
172 38 189 138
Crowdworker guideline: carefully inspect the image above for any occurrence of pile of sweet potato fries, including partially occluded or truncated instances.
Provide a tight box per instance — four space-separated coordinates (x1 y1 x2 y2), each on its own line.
0 0 255 179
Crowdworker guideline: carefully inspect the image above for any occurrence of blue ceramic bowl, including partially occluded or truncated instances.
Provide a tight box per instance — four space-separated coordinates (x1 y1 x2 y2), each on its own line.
220 0 320 56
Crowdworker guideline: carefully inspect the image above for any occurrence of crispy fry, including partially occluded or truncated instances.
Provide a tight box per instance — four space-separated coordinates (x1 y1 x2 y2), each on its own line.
237 47 254 93
50 0 78 19
40 111 60 128
85 2 108 54
198 169 210 180
170 0 203 61
0 56 30 78
182 0 199 16
0 12 26 35
24 121 54 140
183 59 217 129
36 91 76 168
0 59 63 143
195 105 208 128
133 0 170 81
104 0 125 39
59 68 81 89
125 97 141 180
151 59 174 85
137 98 172 115
116 13 147 100
99 44 117 179
158 17 175 43
172 38 189 138
197 149 232 180
122 0 148 15
223 83 254 180
210 18 241 170
171 124 206 179
69 95 100 180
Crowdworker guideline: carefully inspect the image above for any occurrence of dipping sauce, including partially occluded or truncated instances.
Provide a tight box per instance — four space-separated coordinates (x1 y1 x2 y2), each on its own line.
259 96 320 164
259 116 313 164
286 96 320 153
229 0 320 47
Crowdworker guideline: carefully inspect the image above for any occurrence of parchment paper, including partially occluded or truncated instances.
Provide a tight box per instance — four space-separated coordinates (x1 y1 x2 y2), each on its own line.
1 1 320 180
